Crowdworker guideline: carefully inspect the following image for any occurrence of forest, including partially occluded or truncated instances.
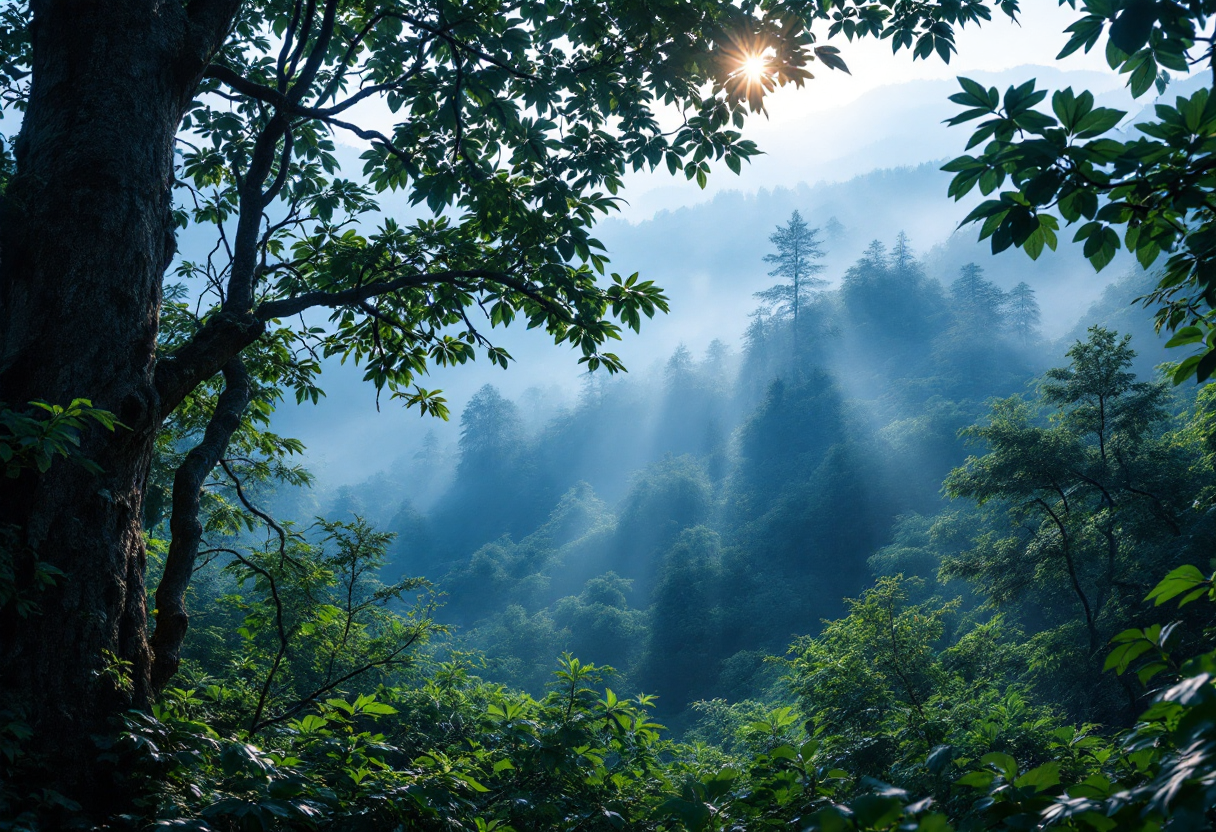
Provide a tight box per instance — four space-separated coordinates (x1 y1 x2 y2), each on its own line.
6 0 1216 830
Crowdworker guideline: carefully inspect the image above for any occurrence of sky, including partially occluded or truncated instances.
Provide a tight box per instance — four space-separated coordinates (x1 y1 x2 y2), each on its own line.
615 2 1127 219
270 3 1161 484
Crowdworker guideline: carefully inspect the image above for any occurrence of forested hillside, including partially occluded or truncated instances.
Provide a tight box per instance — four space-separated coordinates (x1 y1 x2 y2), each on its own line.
288 218 1187 731
88 216 1216 831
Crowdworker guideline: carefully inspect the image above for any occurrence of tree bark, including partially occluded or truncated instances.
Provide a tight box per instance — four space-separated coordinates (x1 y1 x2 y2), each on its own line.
0 0 236 806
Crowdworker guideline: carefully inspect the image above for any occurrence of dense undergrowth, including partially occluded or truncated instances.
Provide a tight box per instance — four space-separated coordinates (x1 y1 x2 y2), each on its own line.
3 561 1215 831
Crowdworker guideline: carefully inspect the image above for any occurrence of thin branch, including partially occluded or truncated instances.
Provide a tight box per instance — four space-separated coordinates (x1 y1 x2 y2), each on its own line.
226 547 290 734
1034 497 1099 655
385 13 537 80
323 12 390 100
219 458 300 570
318 115 414 165
357 300 425 342
250 624 428 733
1067 467 1118 508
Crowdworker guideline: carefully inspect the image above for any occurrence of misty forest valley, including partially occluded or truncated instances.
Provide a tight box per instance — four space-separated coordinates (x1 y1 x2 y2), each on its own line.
8 1 1216 830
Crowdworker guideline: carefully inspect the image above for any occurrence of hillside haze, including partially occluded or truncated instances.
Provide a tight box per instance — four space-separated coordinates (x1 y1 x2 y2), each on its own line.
254 66 1194 722
274 64 1177 483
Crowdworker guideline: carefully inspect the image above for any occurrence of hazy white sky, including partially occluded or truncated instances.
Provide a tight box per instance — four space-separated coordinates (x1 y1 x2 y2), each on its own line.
768 2 1117 113
617 2 1130 218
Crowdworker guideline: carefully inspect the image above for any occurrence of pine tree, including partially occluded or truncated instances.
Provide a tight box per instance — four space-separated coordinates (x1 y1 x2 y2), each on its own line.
947 263 1008 392
861 239 889 269
889 232 935 292
950 263 1007 331
411 430 447 504
824 216 847 241
578 370 609 409
891 231 916 274
457 385 524 480
1007 282 1042 346
756 210 827 353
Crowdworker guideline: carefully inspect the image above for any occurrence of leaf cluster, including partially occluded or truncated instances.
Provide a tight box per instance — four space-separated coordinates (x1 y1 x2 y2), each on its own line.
942 0 1216 382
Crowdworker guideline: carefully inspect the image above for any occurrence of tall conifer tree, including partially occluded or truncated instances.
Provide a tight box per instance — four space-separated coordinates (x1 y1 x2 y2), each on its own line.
1007 282 1042 346
757 211 827 355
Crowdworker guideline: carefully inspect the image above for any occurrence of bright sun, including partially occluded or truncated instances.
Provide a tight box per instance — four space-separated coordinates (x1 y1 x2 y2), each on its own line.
741 54 768 81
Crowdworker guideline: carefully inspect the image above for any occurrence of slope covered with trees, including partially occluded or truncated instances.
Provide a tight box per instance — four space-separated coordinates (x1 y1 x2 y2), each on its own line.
11 222 1216 830
339 222 1188 728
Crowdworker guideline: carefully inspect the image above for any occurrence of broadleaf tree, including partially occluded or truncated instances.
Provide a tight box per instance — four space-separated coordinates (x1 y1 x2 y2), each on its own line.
944 327 1185 718
0 0 1017 794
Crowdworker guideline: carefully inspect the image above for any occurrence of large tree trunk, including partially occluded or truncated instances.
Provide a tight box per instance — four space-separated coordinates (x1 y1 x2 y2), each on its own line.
0 0 226 806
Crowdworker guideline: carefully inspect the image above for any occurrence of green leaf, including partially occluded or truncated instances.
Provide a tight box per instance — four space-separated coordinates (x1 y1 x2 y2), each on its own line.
1146 565 1210 606
656 796 711 832
1165 326 1205 348
1073 107 1125 138
956 770 995 788
1015 762 1061 791
1128 55 1158 98
1108 1 1157 57
851 794 904 829
980 751 1018 781
815 45 850 74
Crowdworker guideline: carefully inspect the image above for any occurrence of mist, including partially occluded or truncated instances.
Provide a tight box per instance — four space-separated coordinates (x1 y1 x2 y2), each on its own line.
265 63 1192 489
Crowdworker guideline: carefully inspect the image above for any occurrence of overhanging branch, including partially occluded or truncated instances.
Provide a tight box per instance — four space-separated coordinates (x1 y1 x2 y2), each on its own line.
155 312 266 416
256 268 570 322
156 267 569 423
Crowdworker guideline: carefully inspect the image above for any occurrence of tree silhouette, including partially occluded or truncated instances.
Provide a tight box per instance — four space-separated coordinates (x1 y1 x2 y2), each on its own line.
950 263 1006 331
1007 282 1042 346
457 385 524 481
946 263 1008 391
825 216 847 241
756 210 827 354
891 231 920 276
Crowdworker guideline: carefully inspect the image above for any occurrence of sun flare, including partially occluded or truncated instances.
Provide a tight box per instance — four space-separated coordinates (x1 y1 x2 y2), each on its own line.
740 54 768 82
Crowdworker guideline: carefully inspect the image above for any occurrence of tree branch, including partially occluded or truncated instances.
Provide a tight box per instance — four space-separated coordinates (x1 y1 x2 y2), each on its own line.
155 311 266 417
234 548 290 733
219 458 300 570
384 13 537 80
1034 496 1099 655
249 623 427 733
285 0 339 106
261 128 295 208
205 60 420 133
150 359 253 690
277 0 313 90
256 268 569 322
